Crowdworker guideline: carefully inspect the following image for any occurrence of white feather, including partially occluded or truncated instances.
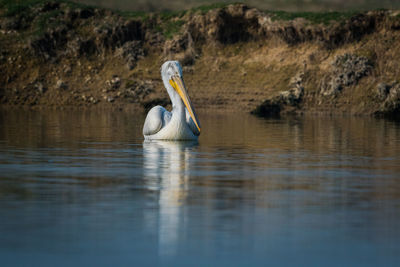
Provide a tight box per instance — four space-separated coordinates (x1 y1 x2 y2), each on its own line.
143 61 200 140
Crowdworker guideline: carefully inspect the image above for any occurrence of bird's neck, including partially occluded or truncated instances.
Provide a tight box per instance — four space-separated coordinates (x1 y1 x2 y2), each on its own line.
162 75 185 122
172 97 185 121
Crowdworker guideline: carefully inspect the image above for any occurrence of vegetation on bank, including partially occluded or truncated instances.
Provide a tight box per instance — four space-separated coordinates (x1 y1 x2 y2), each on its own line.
267 10 360 25
0 0 88 17
0 0 369 39
0 0 88 37
1 1 400 117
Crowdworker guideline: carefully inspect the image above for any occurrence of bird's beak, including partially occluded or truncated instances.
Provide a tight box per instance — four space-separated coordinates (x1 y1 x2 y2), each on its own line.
169 76 201 133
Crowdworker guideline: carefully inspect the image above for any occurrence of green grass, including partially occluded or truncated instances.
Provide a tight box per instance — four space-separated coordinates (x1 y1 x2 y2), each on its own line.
159 10 185 20
147 3 237 39
0 0 92 17
0 0 46 16
0 0 366 41
163 19 184 39
0 0 95 38
141 10 187 39
62 0 92 9
35 9 63 35
116 10 148 19
267 10 359 25
189 2 231 14
116 7 185 20
115 3 231 22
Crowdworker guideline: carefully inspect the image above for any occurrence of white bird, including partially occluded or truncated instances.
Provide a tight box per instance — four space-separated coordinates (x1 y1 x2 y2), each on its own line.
143 61 201 140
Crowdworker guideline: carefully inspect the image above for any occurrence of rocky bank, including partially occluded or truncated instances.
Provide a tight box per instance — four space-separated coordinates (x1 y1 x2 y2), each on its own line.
1 1 400 118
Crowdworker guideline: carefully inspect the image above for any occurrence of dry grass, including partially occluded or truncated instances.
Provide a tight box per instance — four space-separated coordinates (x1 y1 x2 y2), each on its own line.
2 1 400 115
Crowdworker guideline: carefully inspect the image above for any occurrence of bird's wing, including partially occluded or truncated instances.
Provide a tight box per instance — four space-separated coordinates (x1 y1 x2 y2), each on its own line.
143 106 171 136
186 108 200 136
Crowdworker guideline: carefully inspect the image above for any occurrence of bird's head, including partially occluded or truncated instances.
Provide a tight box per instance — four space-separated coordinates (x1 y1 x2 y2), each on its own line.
161 61 201 133
161 60 183 79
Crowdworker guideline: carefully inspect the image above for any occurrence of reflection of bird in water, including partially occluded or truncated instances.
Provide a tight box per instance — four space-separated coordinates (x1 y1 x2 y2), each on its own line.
143 140 197 257
143 61 201 140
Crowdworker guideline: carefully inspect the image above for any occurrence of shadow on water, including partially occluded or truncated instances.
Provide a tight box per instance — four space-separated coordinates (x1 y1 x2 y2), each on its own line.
143 140 198 258
1 109 400 265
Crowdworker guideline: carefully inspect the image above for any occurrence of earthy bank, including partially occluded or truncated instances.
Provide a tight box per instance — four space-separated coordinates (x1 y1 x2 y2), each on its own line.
1 1 400 118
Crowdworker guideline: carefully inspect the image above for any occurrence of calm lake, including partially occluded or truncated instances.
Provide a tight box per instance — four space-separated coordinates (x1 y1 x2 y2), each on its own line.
0 109 400 266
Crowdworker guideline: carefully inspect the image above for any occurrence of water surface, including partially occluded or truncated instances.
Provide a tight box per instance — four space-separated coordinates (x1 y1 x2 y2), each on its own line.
0 109 400 266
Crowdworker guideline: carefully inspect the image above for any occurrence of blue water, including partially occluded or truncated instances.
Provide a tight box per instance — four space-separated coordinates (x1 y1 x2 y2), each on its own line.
0 110 400 266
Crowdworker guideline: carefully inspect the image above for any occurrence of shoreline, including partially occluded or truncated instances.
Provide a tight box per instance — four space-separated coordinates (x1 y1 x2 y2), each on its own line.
1 1 400 119
1 104 396 120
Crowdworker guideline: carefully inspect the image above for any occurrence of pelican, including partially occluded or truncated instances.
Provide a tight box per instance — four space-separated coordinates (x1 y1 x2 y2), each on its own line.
143 61 201 140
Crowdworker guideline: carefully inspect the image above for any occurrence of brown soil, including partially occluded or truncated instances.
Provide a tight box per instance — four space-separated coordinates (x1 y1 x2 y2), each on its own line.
1 2 400 118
